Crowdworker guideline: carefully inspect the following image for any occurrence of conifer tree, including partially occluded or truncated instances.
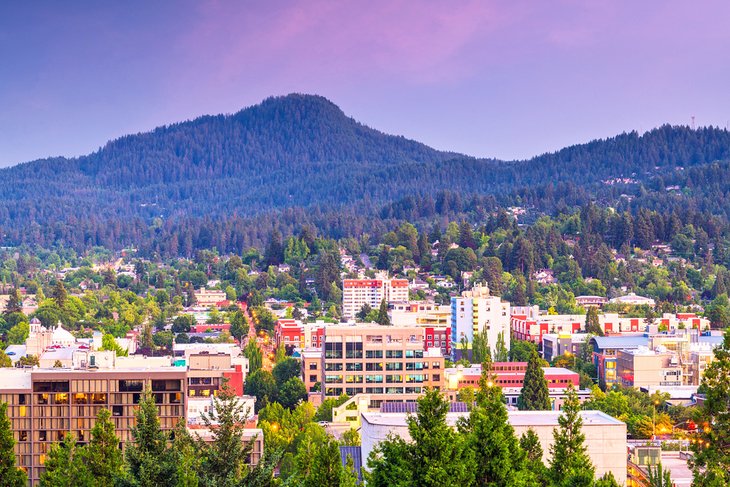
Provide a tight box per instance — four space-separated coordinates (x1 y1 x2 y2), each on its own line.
585 307 604 336
84 408 124 486
520 429 547 485
39 434 93 487
690 331 730 486
4 288 22 315
646 463 672 487
548 385 595 486
0 403 27 487
460 358 536 486
124 391 175 486
376 298 390 326
518 349 551 410
494 331 509 361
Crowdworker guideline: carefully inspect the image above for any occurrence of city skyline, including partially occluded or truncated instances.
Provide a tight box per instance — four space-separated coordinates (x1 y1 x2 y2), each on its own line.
2 0 730 166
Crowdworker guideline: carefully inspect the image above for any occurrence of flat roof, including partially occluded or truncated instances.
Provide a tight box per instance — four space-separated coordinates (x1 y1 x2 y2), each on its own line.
362 410 624 428
0 369 32 390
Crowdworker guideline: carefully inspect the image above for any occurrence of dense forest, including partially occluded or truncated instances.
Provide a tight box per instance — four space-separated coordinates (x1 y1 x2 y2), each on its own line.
1 93 730 256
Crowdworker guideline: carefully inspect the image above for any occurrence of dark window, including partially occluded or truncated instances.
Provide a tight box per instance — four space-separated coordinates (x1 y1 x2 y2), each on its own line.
119 380 144 392
152 380 182 391
33 381 69 393
112 406 123 417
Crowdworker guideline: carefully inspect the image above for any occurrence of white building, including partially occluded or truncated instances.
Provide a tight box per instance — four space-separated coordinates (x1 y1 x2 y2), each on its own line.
451 284 510 358
342 278 409 319
361 410 627 484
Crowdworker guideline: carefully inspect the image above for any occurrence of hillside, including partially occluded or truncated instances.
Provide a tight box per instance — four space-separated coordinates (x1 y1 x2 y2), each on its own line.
1 94 729 255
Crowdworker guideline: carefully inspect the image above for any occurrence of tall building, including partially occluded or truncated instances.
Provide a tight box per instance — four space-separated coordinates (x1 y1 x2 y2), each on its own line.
451 284 510 359
302 323 444 408
342 278 409 319
0 367 187 484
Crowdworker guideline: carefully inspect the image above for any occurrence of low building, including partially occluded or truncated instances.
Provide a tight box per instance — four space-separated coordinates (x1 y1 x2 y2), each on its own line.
616 347 683 389
361 410 627 484
194 288 227 308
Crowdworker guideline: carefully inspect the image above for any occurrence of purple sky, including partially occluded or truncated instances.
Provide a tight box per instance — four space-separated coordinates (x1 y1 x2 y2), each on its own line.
1 1 730 167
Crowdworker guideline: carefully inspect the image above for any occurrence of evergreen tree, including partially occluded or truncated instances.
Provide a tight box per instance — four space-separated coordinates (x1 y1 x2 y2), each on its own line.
494 331 509 361
459 358 535 486
376 299 391 326
40 434 93 487
646 463 672 487
4 288 22 315
124 391 175 486
472 332 490 364
690 331 730 486
303 435 346 487
407 388 475 486
549 385 595 486
243 340 263 374
585 307 604 336
264 229 284 267
520 429 548 485
0 403 27 487
169 420 200 487
52 281 67 309
197 384 257 485
356 303 372 321
518 349 551 410
84 408 124 486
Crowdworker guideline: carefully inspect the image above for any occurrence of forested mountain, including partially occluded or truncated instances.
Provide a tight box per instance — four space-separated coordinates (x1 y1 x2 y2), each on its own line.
1 93 729 256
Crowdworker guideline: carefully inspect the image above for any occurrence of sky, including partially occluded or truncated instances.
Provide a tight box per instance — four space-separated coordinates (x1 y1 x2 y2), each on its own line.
1 0 730 167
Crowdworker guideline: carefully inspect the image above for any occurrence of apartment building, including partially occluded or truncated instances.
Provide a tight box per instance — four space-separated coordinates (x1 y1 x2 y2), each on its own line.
616 348 683 389
274 319 325 349
451 284 510 359
342 278 409 319
0 367 186 484
302 324 445 408
512 306 710 344
193 288 227 307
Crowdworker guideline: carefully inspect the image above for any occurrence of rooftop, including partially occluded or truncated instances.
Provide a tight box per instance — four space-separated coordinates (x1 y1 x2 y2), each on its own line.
362 410 624 428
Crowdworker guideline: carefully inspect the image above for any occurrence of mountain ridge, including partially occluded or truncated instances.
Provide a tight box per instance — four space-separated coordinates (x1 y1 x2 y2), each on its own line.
1 93 729 254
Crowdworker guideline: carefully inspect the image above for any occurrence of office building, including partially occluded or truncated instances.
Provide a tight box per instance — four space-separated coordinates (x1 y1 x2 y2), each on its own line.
451 284 510 359
342 278 409 319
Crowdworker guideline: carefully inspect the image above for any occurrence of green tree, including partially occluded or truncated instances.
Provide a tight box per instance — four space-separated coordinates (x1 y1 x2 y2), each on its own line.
39 434 93 487
169 420 200 487
273 357 300 386
460 359 533 486
407 388 475 486
585 307 604 336
304 435 349 487
196 384 264 486
690 331 730 486
52 281 68 309
124 391 175 486
518 349 551 411
7 321 29 344
101 333 128 357
375 298 390 326
84 408 124 486
243 340 263 374
548 385 595 486
0 349 11 367
244 369 277 412
472 332 490 364
520 429 547 485
278 377 307 409
229 311 248 343
356 303 372 321
4 288 22 315
0 402 27 487
494 331 509 362
510 340 538 362
646 463 672 487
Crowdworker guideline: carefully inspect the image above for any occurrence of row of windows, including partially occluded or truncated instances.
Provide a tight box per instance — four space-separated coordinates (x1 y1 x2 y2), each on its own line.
324 374 433 384
326 386 424 396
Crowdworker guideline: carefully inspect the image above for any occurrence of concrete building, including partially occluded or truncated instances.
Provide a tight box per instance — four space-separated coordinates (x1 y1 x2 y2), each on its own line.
616 347 683 389
443 362 585 409
451 284 510 359
274 319 325 349
302 323 445 408
193 288 227 308
0 367 187 484
342 278 409 319
361 410 627 484
541 333 590 362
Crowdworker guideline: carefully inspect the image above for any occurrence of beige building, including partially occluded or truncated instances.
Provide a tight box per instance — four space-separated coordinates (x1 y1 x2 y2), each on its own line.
361 410 627 484
302 323 444 408
0 367 186 484
451 284 510 358
617 348 683 389
342 278 409 319
193 288 227 307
